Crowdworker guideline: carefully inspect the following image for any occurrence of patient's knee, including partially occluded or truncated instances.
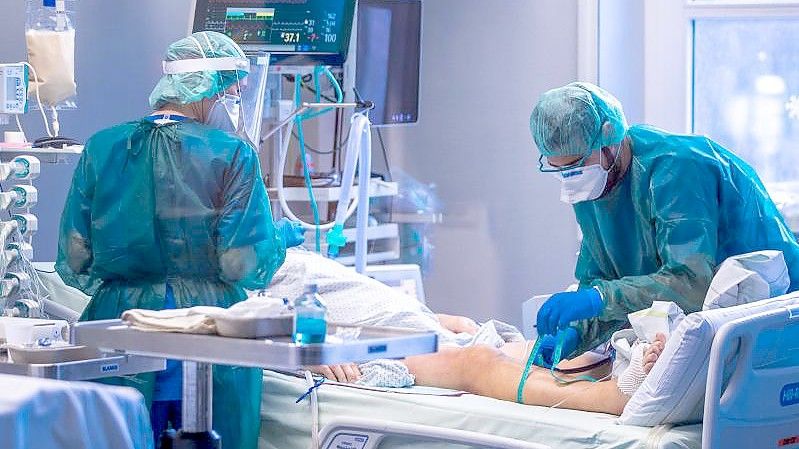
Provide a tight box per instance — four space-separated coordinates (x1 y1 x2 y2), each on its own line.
460 345 502 363
457 345 505 388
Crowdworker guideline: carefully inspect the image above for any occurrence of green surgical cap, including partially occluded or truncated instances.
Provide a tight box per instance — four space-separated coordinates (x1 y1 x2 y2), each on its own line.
149 31 249 109
529 82 628 157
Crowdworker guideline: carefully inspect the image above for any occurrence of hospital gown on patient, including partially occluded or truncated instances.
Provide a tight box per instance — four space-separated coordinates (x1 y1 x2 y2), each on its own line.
268 249 525 387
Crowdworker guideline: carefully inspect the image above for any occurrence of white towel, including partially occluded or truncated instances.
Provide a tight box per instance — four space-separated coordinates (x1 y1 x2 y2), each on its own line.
121 307 221 334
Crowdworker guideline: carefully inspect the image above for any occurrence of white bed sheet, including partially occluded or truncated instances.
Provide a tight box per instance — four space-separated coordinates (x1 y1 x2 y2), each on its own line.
0 373 153 449
260 371 702 449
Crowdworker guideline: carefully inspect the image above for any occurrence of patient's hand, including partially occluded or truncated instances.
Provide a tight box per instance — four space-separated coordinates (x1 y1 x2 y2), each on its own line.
436 314 480 335
308 363 361 383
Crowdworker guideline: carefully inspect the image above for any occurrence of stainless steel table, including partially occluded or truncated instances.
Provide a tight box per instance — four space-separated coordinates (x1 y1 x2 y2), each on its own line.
0 352 166 380
73 319 438 449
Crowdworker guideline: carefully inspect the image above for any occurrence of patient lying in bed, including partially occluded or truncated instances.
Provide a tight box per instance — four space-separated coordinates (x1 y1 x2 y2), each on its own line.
267 249 667 416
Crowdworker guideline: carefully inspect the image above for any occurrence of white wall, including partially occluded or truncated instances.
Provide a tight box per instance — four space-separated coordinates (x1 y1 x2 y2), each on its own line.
379 0 581 324
599 0 645 124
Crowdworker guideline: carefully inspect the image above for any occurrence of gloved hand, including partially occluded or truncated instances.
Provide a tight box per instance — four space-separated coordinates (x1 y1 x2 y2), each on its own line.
536 288 604 336
276 218 306 248
534 327 580 368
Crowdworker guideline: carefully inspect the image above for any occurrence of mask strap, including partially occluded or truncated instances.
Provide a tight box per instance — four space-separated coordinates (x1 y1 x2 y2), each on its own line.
234 70 247 133
598 139 628 197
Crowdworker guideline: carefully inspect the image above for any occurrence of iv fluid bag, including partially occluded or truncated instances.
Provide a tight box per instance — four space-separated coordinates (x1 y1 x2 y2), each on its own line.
26 29 76 107
26 0 77 109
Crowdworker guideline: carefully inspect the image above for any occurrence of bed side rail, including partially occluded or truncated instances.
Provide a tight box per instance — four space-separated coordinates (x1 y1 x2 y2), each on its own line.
703 305 799 449
318 417 551 449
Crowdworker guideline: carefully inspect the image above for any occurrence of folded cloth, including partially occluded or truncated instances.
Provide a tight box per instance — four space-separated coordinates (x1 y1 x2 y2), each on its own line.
121 307 222 334
357 360 416 388
226 295 289 319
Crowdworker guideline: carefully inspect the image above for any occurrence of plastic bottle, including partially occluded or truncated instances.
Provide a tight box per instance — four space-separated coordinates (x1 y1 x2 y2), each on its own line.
293 283 327 344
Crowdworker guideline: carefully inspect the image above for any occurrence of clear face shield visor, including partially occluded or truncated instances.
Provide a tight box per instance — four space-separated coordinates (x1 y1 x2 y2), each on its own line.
161 54 270 149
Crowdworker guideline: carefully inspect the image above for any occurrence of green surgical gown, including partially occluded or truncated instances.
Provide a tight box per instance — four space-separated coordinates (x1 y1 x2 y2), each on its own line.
56 117 287 449
572 125 799 353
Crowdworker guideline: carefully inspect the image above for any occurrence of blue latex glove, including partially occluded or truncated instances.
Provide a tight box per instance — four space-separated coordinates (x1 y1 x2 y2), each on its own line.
276 218 306 248
534 327 580 368
536 288 604 336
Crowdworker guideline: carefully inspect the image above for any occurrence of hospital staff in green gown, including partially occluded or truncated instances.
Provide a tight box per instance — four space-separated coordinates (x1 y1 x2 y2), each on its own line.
56 31 302 449
529 82 799 357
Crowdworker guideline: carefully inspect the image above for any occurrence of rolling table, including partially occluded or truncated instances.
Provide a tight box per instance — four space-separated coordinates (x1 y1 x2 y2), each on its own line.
0 352 165 380
74 319 438 449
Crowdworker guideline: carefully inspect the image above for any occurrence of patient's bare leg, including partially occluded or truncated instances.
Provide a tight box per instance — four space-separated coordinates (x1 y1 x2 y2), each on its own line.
405 346 628 415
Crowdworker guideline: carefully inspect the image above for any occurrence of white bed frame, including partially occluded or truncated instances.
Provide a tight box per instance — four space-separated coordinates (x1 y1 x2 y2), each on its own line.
703 304 799 449
318 417 550 449
316 304 799 449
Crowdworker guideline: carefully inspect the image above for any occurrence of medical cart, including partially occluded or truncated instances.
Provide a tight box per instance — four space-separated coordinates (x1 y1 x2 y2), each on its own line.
73 319 438 449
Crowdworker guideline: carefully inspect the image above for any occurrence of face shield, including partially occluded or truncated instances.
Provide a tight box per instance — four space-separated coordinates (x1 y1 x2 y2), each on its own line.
238 56 269 148
161 51 269 149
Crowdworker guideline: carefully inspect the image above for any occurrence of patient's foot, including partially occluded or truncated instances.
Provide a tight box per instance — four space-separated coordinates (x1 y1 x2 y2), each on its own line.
617 333 667 396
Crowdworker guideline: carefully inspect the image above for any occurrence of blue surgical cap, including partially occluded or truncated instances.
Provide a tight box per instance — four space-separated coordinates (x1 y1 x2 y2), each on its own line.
529 82 628 157
149 31 249 109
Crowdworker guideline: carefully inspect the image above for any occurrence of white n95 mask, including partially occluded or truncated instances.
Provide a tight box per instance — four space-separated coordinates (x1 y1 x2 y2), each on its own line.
553 163 609 204
206 93 243 134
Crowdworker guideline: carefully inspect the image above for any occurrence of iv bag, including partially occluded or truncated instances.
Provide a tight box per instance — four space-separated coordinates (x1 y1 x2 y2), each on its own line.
25 0 77 109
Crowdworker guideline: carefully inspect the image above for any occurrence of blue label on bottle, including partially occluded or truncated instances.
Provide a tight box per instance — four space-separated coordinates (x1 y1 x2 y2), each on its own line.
43 0 56 7
780 382 799 407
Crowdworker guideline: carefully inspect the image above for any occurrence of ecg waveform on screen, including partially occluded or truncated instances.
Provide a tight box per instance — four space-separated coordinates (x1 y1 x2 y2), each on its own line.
195 0 352 64
224 8 275 43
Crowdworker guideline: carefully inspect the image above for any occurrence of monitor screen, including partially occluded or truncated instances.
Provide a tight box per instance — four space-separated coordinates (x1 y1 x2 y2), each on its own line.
193 0 356 65
355 0 421 126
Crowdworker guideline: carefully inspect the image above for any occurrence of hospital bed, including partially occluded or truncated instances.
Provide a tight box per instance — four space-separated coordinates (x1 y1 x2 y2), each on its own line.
260 370 701 449
35 265 799 449
258 302 799 449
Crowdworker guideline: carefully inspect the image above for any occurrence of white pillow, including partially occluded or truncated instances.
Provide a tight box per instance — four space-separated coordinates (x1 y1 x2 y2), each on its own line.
703 250 789 310
618 293 799 426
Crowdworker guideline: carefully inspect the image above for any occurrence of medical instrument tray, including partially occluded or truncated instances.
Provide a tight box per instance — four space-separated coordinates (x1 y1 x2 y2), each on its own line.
214 314 293 338
73 319 438 370
0 351 166 380
6 344 100 364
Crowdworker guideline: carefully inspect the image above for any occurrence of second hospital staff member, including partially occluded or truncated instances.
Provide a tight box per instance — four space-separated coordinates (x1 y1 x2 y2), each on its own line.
56 31 304 449
529 82 799 359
